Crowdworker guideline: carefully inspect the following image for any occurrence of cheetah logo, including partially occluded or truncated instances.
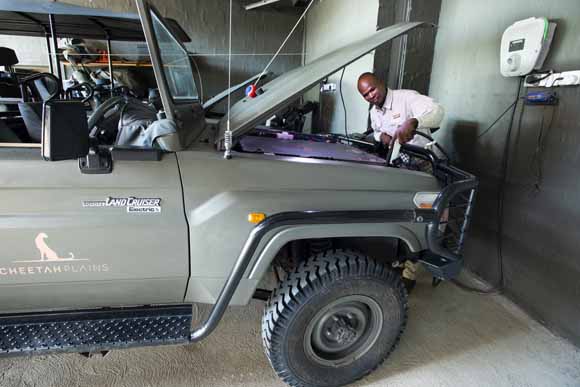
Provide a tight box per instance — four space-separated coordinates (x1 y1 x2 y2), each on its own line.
34 233 75 261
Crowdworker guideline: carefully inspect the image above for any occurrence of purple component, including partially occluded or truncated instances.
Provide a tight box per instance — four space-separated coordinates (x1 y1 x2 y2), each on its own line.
240 135 385 164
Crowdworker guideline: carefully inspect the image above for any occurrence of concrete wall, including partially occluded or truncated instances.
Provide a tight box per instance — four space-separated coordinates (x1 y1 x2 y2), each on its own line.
1 0 304 108
430 0 580 345
399 0 441 93
303 0 379 134
375 0 441 94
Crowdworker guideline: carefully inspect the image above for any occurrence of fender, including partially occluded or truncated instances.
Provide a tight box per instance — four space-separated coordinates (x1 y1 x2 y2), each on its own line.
188 209 431 341
247 222 426 281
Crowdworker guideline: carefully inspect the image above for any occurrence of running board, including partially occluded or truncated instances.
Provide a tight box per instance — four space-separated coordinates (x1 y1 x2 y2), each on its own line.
0 305 192 357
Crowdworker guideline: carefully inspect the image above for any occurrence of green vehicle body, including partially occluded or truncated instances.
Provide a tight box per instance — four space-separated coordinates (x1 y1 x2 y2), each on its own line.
0 2 476 379
0 144 439 312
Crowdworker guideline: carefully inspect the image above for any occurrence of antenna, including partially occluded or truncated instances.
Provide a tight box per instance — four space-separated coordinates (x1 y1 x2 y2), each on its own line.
224 0 234 159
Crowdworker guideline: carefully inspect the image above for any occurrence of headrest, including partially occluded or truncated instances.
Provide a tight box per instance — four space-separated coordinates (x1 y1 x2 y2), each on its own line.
0 47 18 67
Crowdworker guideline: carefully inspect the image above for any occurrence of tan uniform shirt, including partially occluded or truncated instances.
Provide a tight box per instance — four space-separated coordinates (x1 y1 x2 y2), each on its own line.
370 88 445 147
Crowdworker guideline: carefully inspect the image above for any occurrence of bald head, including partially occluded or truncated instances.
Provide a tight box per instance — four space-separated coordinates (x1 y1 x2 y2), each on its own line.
357 72 386 107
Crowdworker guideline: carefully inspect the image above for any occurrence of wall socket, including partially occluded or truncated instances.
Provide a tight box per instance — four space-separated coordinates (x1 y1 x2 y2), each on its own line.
525 70 580 88
320 83 337 93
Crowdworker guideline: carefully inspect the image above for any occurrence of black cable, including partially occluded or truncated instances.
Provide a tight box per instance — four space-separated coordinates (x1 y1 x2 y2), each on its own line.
339 67 349 142
495 76 524 290
451 77 524 295
477 98 519 139
525 70 553 85
530 105 556 193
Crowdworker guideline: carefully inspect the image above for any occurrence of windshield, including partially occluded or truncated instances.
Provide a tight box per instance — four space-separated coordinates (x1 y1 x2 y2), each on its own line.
150 10 198 101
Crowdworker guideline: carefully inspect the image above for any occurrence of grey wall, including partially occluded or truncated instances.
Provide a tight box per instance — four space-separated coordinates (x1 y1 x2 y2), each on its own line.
2 0 304 108
399 0 441 93
375 0 441 94
303 0 380 134
430 0 580 345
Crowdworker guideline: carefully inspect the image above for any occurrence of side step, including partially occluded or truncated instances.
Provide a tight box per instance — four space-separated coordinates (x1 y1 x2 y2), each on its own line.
0 305 192 357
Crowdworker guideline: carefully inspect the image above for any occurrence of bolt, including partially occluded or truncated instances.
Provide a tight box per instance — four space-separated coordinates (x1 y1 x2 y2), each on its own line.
325 328 332 336
417 216 424 222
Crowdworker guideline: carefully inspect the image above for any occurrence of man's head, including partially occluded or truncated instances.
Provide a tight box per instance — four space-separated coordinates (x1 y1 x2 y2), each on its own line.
357 72 386 108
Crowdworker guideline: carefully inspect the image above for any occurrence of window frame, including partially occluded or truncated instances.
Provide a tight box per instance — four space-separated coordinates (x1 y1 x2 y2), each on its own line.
136 0 200 122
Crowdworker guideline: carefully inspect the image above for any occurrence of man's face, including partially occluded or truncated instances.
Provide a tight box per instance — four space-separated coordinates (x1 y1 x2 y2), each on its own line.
358 77 386 107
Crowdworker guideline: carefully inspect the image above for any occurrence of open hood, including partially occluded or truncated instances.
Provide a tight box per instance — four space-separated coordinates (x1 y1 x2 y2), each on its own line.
217 21 427 142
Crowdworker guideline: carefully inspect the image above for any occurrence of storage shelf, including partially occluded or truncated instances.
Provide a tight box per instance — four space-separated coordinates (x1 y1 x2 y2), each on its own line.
63 61 152 68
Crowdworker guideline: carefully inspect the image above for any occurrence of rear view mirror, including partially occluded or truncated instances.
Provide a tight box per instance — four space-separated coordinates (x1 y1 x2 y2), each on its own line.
41 101 89 161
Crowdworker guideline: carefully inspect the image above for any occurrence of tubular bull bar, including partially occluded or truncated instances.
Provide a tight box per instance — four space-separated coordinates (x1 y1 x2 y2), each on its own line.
401 145 478 280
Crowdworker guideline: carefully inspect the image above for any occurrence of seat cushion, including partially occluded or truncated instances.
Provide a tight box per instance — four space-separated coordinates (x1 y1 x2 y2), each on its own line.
18 102 43 142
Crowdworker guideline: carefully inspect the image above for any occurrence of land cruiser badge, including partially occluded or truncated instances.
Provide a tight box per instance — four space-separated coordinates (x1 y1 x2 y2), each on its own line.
82 197 162 214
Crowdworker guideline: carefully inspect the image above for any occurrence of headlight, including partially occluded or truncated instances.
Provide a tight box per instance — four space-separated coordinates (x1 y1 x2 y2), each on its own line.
413 192 439 209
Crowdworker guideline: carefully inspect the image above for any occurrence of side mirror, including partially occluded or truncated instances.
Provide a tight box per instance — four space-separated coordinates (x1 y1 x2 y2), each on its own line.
41 100 89 161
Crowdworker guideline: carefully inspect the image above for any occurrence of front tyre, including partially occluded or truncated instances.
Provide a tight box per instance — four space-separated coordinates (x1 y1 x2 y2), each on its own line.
262 249 407 387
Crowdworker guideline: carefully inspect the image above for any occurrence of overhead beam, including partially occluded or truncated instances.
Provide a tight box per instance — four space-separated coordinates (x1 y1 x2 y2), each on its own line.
244 0 281 11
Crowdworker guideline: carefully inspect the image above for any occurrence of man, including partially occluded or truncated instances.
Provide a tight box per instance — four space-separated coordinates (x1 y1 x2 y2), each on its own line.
357 72 445 293
357 72 444 149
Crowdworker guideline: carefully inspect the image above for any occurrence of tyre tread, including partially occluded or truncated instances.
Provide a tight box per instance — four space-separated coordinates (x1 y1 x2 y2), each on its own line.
261 249 408 387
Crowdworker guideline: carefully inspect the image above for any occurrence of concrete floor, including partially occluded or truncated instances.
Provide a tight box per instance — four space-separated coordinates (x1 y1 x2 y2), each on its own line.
1 273 579 387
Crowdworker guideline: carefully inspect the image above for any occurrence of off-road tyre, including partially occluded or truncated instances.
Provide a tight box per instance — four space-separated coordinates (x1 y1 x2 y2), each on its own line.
261 249 408 387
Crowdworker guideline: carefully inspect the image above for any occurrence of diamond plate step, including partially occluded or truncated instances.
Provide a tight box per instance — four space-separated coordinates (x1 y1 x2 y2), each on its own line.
0 305 192 356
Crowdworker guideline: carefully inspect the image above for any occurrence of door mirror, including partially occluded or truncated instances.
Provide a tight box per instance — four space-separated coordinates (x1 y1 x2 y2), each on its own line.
41 101 89 161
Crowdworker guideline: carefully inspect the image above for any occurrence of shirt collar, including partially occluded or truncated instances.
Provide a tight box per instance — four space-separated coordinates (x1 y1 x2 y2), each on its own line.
372 88 393 112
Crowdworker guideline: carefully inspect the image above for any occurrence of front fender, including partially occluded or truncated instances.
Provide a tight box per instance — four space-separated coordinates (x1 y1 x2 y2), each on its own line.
247 222 426 281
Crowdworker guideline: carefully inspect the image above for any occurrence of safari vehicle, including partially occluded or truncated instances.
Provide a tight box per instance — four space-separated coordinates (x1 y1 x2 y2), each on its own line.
0 1 477 386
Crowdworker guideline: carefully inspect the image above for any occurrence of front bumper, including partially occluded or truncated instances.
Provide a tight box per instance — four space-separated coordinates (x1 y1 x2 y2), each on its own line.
402 145 478 280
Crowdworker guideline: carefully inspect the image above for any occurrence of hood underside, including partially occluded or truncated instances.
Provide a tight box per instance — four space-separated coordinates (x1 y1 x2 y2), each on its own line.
217 21 428 143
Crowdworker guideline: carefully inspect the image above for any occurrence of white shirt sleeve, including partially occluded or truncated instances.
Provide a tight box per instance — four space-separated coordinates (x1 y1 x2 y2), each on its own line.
407 92 445 129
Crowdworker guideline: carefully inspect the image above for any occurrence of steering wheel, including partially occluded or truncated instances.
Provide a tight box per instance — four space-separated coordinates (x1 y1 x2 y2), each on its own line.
88 96 127 140
65 82 94 103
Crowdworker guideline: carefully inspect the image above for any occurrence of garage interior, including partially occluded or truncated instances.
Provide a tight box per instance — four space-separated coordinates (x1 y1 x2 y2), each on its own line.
1 0 580 386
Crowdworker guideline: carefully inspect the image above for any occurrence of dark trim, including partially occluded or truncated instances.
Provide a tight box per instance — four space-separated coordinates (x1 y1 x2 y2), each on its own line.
189 209 421 342
0 304 191 322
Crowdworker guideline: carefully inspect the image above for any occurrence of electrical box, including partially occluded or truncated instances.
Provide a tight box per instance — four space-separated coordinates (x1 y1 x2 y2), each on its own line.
500 17 556 77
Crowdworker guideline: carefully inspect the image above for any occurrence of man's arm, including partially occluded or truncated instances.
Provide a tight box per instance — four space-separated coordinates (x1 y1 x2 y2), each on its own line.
409 92 445 129
396 92 445 143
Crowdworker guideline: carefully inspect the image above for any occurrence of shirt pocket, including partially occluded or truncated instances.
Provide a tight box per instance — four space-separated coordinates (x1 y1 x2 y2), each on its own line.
385 114 404 135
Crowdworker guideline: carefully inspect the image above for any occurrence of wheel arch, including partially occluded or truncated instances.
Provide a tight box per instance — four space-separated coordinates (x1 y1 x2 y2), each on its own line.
247 222 424 282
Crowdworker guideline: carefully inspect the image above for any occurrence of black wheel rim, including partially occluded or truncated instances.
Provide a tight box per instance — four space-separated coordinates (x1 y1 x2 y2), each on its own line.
304 295 383 367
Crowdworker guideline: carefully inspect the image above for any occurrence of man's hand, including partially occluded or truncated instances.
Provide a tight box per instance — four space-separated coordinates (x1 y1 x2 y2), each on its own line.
379 132 392 145
396 118 418 143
